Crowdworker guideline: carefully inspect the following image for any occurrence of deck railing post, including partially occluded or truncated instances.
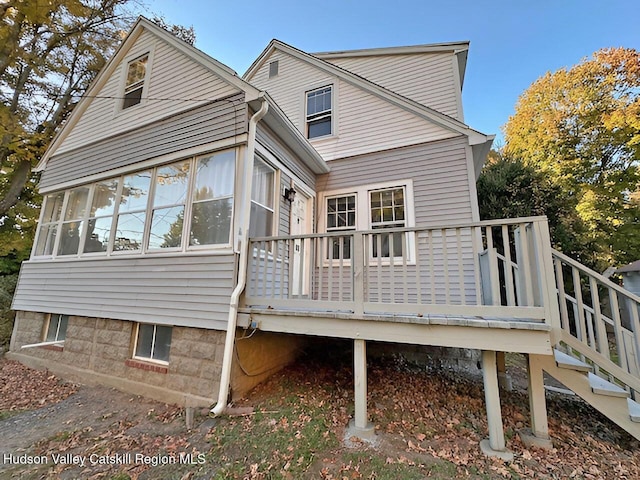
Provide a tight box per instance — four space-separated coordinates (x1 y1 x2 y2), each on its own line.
532 220 562 341
353 232 365 315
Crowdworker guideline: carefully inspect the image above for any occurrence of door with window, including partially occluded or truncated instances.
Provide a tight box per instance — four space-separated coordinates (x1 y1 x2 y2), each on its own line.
291 188 312 297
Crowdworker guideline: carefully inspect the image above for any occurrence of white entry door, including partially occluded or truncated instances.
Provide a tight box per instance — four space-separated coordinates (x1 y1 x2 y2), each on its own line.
291 189 311 296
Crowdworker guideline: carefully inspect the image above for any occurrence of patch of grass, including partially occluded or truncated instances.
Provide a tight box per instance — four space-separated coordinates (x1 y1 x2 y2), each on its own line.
208 397 340 479
339 452 438 480
110 474 131 480
0 410 15 420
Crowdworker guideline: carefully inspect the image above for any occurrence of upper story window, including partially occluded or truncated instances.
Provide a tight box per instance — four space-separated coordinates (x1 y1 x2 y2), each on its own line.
123 54 148 109
306 86 332 139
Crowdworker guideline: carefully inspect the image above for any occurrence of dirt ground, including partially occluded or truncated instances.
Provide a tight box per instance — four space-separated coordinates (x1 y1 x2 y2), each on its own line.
1 352 640 479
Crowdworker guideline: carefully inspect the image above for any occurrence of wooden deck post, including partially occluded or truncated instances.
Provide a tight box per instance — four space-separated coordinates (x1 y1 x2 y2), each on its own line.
481 350 513 460
354 338 368 429
522 354 553 449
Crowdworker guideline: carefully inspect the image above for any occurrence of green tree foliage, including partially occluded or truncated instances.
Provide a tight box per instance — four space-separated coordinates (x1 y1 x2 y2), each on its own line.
504 47 640 267
0 274 18 350
477 153 601 268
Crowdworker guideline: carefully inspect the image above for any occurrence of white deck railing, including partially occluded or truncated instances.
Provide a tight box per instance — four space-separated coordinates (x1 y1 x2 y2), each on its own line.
552 249 640 394
244 217 559 325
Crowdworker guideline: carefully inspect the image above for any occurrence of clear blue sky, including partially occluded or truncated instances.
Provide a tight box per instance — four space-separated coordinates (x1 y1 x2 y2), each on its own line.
144 0 639 145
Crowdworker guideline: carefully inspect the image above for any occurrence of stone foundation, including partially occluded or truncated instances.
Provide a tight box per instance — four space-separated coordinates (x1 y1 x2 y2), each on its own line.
9 311 302 407
368 341 481 373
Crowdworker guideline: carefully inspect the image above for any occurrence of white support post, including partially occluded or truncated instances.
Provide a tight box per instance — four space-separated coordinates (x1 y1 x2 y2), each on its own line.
523 354 553 449
354 338 368 429
481 350 513 460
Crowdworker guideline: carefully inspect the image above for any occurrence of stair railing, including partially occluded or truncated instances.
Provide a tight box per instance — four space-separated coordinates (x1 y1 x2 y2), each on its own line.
552 249 640 395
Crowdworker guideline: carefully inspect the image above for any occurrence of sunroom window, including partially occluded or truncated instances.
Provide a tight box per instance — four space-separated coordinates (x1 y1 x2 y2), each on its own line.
148 161 190 249
114 171 151 252
190 150 235 246
57 186 90 256
249 158 275 238
83 179 119 253
34 192 64 256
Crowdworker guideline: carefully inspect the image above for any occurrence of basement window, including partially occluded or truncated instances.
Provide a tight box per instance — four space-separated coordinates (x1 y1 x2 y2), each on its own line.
45 314 69 343
134 324 172 364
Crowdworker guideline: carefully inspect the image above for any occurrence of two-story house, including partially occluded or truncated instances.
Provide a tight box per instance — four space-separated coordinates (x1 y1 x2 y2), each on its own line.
9 17 640 456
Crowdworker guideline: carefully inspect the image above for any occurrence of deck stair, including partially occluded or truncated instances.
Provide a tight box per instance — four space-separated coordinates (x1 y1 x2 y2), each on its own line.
544 249 640 440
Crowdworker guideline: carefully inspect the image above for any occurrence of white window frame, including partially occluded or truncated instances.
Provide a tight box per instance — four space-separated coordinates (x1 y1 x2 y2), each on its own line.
249 156 278 240
132 323 172 365
121 53 150 110
30 147 239 261
44 313 69 343
318 180 416 264
305 84 335 140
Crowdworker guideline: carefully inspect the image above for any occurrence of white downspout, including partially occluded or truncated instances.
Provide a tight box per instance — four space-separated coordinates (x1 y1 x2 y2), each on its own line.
211 95 268 415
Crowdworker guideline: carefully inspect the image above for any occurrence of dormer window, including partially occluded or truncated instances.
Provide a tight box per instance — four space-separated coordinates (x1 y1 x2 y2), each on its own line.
123 54 148 109
306 86 332 139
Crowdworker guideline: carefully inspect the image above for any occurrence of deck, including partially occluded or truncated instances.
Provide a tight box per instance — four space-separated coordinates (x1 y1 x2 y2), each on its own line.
239 216 559 354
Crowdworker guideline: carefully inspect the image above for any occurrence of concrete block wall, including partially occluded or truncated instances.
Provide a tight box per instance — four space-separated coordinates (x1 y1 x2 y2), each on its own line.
9 311 226 406
9 311 305 407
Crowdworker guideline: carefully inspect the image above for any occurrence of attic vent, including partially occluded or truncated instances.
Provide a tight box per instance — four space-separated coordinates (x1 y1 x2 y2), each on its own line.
269 60 279 78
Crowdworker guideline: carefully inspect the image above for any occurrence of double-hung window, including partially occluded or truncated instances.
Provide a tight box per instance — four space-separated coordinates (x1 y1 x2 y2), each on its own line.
326 194 356 259
323 182 414 261
306 86 332 139
190 150 235 246
370 187 406 258
249 158 275 238
123 54 148 109
148 161 190 249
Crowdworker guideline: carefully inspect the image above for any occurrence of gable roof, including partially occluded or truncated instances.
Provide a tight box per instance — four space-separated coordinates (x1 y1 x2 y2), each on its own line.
617 260 640 274
243 39 490 146
36 16 263 172
312 41 469 89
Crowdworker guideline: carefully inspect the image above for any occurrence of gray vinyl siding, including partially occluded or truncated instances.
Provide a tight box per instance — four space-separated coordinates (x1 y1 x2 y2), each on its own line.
324 53 461 119
58 29 241 154
257 124 316 188
279 172 291 236
12 254 236 330
41 94 247 191
249 49 457 162
316 136 473 227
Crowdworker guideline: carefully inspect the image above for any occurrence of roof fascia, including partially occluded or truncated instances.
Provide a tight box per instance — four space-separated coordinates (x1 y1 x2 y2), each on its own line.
312 41 470 58
37 16 261 171
252 94 329 175
265 40 488 142
243 40 277 80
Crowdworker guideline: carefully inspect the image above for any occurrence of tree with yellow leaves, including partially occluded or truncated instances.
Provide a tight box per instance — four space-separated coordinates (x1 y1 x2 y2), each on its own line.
504 47 640 268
